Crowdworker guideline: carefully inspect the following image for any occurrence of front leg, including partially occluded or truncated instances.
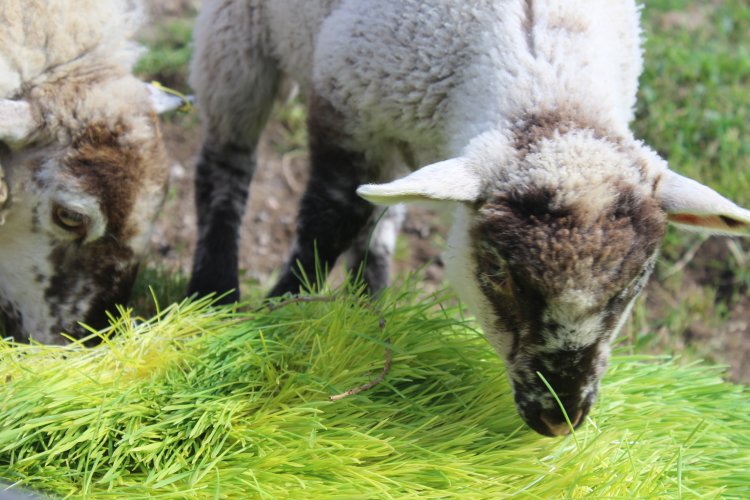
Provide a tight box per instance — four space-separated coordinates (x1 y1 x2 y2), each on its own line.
268 143 376 296
187 0 282 303
188 143 257 303
269 96 377 296
343 204 406 295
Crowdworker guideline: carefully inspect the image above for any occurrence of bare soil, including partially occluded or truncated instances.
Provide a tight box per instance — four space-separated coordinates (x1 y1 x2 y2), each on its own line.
645 238 750 382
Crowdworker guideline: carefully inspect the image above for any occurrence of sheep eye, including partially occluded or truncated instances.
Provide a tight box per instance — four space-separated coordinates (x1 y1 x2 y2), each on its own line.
53 205 89 235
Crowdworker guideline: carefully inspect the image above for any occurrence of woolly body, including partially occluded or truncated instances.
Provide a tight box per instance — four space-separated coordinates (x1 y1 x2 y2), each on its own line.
189 0 750 436
0 0 173 342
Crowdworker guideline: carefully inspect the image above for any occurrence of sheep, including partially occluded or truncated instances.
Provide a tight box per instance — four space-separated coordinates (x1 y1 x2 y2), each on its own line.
0 0 183 343
188 0 750 436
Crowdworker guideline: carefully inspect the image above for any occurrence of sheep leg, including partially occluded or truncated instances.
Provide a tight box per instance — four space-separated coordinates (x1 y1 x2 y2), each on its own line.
268 138 376 297
188 143 258 303
343 204 406 294
187 0 280 303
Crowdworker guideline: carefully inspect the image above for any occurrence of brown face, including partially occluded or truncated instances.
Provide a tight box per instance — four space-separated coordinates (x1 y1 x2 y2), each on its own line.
0 113 168 343
471 185 665 436
40 239 140 342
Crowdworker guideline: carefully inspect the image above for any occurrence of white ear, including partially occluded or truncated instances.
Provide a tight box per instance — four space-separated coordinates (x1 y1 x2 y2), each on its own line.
146 83 192 114
658 170 750 235
357 157 482 206
0 99 37 144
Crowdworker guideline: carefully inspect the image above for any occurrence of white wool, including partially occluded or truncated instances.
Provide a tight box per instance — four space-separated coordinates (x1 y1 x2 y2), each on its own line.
255 0 641 159
443 0 642 150
0 0 145 99
193 0 645 165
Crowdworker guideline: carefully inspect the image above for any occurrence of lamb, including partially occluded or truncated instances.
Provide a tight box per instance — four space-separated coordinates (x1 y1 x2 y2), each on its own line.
188 0 750 436
0 0 183 343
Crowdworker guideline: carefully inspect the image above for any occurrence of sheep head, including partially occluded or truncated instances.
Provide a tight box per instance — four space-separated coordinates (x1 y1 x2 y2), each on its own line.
359 126 750 436
0 77 182 343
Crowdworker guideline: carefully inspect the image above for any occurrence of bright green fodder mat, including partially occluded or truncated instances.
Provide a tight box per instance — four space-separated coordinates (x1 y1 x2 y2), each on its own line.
1 285 748 498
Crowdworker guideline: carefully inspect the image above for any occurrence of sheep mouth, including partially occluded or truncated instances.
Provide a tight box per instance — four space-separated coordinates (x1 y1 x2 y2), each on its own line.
514 387 597 437
518 396 594 437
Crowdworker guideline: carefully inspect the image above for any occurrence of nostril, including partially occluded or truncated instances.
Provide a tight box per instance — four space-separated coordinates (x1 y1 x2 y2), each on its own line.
539 409 584 437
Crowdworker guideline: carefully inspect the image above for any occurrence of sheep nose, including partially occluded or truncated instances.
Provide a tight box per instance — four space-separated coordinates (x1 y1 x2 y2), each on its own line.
539 409 583 437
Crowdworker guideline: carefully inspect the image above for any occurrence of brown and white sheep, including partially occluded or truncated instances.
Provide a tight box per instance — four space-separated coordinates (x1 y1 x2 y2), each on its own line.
0 0 183 343
188 0 750 436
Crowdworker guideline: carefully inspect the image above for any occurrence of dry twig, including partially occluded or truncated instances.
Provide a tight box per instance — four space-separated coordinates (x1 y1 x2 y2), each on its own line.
265 295 336 312
330 333 391 402
662 235 708 279
281 152 305 193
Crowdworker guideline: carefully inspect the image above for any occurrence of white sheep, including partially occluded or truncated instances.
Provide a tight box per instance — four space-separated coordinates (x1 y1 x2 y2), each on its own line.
188 0 750 436
0 0 183 343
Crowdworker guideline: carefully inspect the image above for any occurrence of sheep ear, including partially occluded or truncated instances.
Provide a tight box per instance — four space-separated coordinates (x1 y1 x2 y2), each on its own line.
0 99 37 144
357 157 482 205
146 83 193 114
658 170 750 235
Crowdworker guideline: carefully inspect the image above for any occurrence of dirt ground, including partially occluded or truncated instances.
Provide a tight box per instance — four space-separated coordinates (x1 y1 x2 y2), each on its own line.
150 117 446 291
143 2 750 385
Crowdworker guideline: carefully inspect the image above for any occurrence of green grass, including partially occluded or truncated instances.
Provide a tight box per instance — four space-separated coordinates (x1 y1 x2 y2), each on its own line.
130 266 191 319
637 0 750 200
135 18 194 93
628 0 750 356
1 282 749 498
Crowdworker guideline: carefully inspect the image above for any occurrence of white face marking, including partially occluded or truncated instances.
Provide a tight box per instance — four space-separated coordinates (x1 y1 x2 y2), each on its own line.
536 309 605 353
127 173 167 253
0 119 167 342
0 192 61 342
443 204 511 357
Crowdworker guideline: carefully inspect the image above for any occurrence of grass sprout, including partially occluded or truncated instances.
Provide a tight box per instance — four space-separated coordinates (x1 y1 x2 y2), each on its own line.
1 281 749 498
536 371 581 451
